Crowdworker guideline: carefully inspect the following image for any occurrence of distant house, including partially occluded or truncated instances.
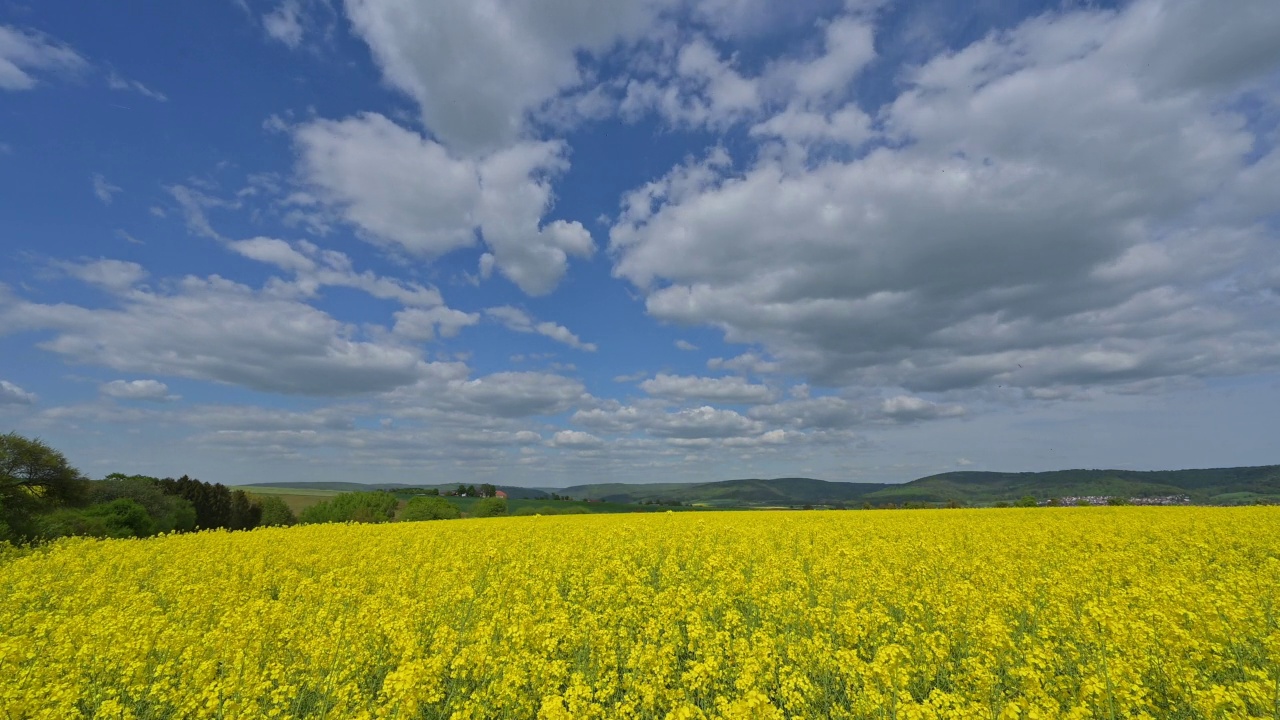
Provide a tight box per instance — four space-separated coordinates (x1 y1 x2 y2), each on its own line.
495 490 508 499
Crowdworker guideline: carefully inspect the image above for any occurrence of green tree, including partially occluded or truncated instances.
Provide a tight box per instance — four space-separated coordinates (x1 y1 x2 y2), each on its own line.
479 483 497 498
156 475 233 530
92 474 196 533
39 498 155 539
228 489 262 530
398 495 461 521
299 491 399 524
0 433 89 541
472 496 507 518
256 495 296 526
1015 495 1038 507
1106 496 1130 506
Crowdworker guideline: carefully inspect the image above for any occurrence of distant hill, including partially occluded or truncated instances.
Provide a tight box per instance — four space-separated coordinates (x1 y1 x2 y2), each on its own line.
561 478 890 506
240 481 551 500
867 466 1280 505
246 464 1280 507
564 466 1280 507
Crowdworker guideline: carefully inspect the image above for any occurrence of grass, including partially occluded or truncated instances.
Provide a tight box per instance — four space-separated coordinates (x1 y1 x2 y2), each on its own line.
236 486 339 514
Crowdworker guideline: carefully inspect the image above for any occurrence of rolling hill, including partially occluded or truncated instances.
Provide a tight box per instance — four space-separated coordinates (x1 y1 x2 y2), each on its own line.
245 464 1280 508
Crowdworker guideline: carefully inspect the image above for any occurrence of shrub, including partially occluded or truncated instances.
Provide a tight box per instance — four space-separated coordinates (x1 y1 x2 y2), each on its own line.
471 497 508 518
300 491 399 525
399 496 461 522
256 495 297 527
40 499 155 539
1015 495 1038 508
1107 496 1130 506
91 475 197 533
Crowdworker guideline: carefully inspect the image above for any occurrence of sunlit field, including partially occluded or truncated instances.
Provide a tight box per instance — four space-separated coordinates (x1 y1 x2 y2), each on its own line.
3 508 1279 719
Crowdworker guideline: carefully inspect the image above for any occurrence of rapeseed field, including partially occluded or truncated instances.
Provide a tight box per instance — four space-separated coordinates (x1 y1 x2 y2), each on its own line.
2 507 1278 719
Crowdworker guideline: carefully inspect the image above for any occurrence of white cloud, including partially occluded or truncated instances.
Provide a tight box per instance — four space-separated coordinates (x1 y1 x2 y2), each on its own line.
640 373 775 404
621 37 761 129
100 379 177 402
549 430 605 449
294 114 594 294
765 17 875 103
167 184 238 241
1 273 428 396
229 237 316 273
644 405 764 439
748 395 863 429
264 0 305 48
610 0 1280 395
0 25 86 91
707 352 780 375
438 372 588 418
106 71 167 101
674 339 698 351
0 380 36 405
485 306 597 351
228 237 460 309
341 0 678 154
59 259 148 292
878 395 965 422
392 306 479 342
91 174 122 205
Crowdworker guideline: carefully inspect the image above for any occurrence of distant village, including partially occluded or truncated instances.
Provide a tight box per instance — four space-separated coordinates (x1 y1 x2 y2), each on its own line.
1052 495 1191 506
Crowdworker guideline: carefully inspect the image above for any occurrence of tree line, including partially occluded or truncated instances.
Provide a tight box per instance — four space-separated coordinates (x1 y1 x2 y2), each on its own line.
1 432 296 543
1 432 511 544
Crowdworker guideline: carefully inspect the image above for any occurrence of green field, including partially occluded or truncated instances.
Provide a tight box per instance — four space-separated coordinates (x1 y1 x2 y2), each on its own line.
236 486 339 514
237 486 709 518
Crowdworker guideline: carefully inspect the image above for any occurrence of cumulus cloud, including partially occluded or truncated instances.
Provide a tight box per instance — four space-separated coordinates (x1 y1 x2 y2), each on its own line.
0 380 36 405
392 307 480 342
610 0 1280 396
640 373 774 404
571 402 764 440
485 306 597 351
0 25 86 91
293 114 594 294
100 379 177 401
342 0 678 153
264 0 305 48
643 405 764 439
59 258 148 292
549 429 605 449
439 372 588 418
621 37 761 129
674 339 698 351
877 395 965 422
707 352 781 375
228 236 467 311
1 273 428 396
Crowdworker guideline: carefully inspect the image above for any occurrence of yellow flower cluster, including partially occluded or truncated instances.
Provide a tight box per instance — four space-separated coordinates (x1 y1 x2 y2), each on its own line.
3 507 1279 719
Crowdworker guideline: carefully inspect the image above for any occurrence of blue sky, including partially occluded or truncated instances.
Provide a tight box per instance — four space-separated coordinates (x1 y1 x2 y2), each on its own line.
2 0 1278 487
